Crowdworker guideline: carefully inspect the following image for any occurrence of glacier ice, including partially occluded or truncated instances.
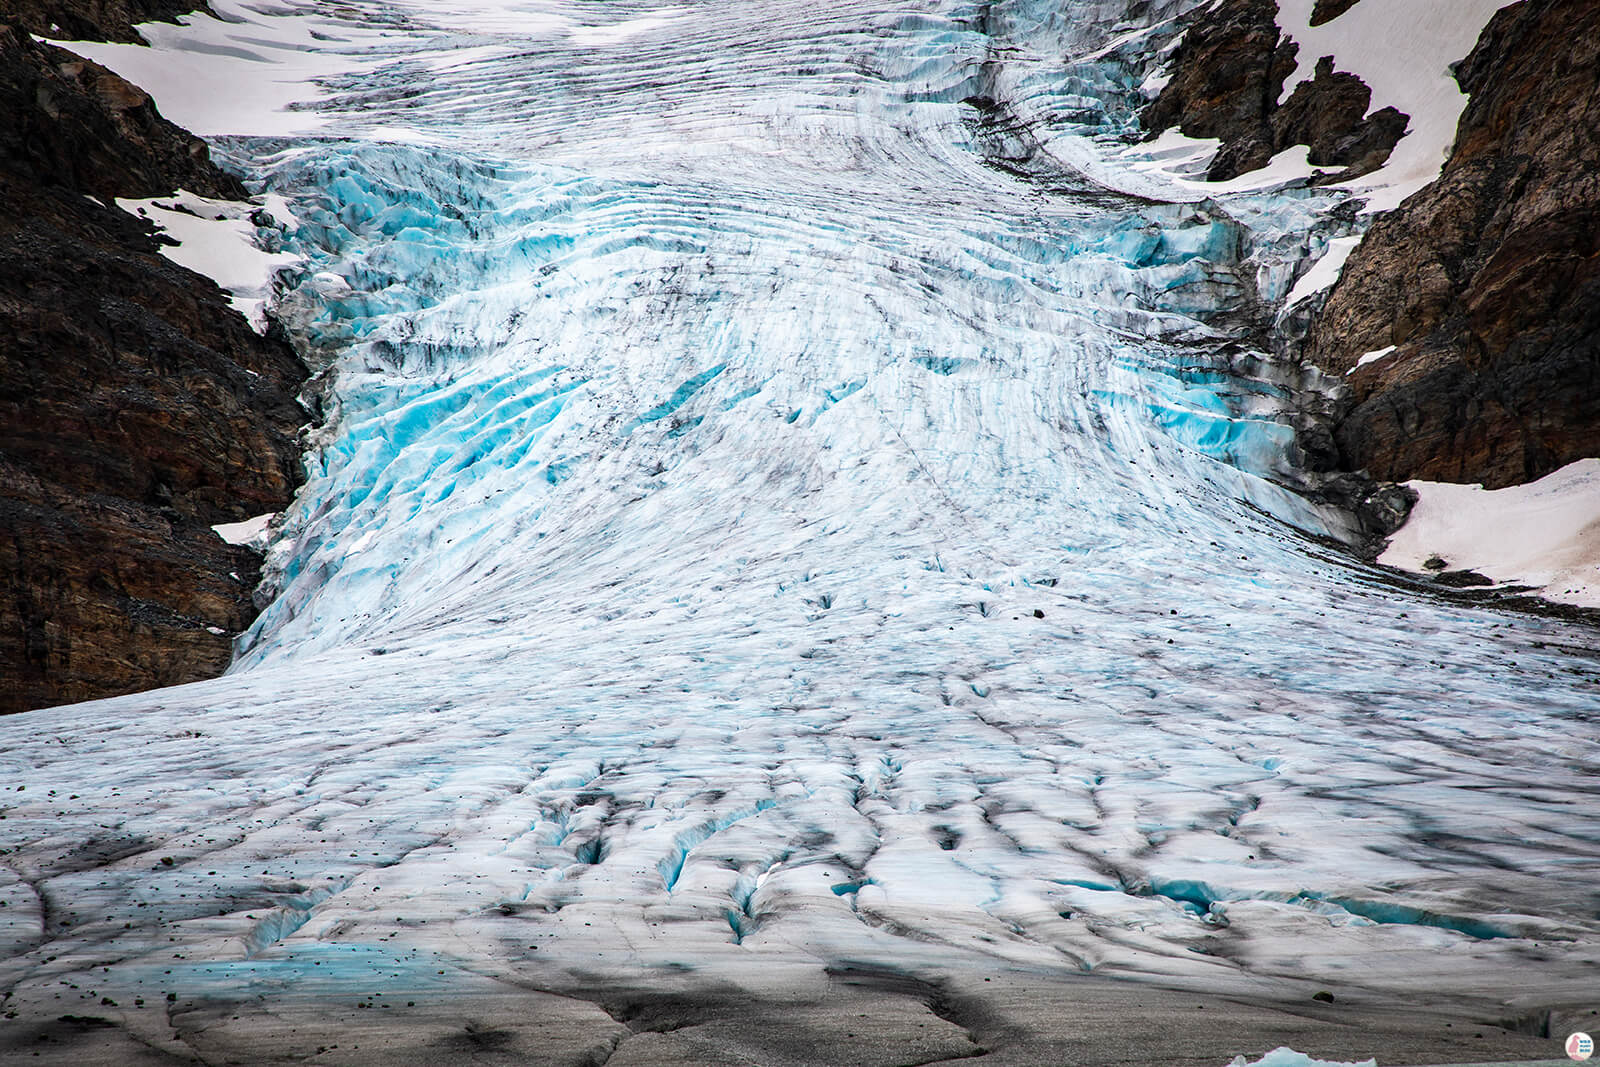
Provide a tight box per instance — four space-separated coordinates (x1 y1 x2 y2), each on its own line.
1229 1050 1375 1067
2 0 1597 1051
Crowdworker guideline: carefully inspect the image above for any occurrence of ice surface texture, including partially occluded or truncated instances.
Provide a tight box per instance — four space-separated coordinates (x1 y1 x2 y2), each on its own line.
2 0 1597 1034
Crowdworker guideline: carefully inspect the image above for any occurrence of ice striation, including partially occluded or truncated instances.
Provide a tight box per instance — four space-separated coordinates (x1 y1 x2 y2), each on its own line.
2 0 1598 1050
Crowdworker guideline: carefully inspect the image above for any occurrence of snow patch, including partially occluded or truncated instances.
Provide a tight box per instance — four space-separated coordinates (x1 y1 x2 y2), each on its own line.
1346 345 1396 374
55 0 394 137
213 513 277 550
1128 127 1221 181
1179 144 1323 194
117 191 300 332
1080 16 1183 66
1130 139 1326 197
1381 458 1600 609
1284 235 1359 308
1274 0 1517 213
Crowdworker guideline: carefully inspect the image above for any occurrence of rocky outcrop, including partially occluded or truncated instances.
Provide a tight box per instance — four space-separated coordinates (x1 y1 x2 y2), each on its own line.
1308 0 1359 27
1 27 234 200
0 20 308 712
1140 0 1295 179
1270 58 1406 182
0 0 203 43
1304 0 1600 488
1141 0 1405 182
1147 0 1599 503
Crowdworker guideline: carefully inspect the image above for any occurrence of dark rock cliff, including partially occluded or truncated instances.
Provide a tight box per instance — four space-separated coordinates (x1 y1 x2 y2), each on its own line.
0 17 308 713
0 0 203 43
1304 0 1600 488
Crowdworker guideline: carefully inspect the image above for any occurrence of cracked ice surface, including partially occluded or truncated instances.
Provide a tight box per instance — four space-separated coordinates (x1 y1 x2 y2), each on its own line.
3 0 1599 1034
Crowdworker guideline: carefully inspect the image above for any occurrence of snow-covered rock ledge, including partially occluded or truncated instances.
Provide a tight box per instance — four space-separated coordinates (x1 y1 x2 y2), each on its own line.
1381 459 1600 610
118 190 301 333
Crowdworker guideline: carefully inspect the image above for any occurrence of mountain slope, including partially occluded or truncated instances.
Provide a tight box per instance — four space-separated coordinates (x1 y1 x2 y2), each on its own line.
0 11 307 712
1305 0 1600 488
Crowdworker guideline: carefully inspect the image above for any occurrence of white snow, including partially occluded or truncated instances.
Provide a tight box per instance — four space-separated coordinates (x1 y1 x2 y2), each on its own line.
1110 0 1516 213
1381 459 1600 608
567 7 691 46
54 0 395 137
1127 127 1220 180
1116 136 1327 200
118 191 300 332
212 512 277 549
1228 1050 1375 1067
1274 0 1517 212
1081 16 1183 65
1347 345 1396 374
1284 235 1360 308
1176 145 1325 195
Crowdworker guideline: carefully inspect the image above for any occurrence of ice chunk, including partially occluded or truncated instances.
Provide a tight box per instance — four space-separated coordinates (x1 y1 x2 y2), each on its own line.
1227 1050 1375 1067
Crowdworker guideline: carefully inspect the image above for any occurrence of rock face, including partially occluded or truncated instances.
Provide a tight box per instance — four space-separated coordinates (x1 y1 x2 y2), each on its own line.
1305 0 1600 488
0 0 202 43
1308 0 1360 26
1141 0 1405 182
0 20 308 712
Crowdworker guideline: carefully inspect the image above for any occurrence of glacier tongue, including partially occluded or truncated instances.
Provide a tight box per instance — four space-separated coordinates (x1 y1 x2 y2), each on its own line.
3 0 1598 1043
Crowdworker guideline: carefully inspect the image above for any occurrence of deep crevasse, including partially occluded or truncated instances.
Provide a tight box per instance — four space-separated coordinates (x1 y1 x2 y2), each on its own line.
1 0 1597 1025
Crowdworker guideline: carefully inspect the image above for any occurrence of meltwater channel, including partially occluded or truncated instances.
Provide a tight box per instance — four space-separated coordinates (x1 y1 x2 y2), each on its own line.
3 0 1598 1043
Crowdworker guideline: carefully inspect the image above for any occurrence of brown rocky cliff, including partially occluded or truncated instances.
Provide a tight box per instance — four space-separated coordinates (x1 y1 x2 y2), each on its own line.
1304 0 1600 488
0 21 308 712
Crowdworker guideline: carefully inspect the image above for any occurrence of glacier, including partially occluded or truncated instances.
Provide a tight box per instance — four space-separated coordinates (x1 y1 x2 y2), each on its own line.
3 0 1598 1062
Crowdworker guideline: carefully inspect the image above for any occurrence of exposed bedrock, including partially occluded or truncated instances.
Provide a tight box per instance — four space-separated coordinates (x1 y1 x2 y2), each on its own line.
1308 0 1360 27
1140 0 1405 182
0 0 203 43
1147 0 1598 498
0 15 308 712
1305 0 1600 488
